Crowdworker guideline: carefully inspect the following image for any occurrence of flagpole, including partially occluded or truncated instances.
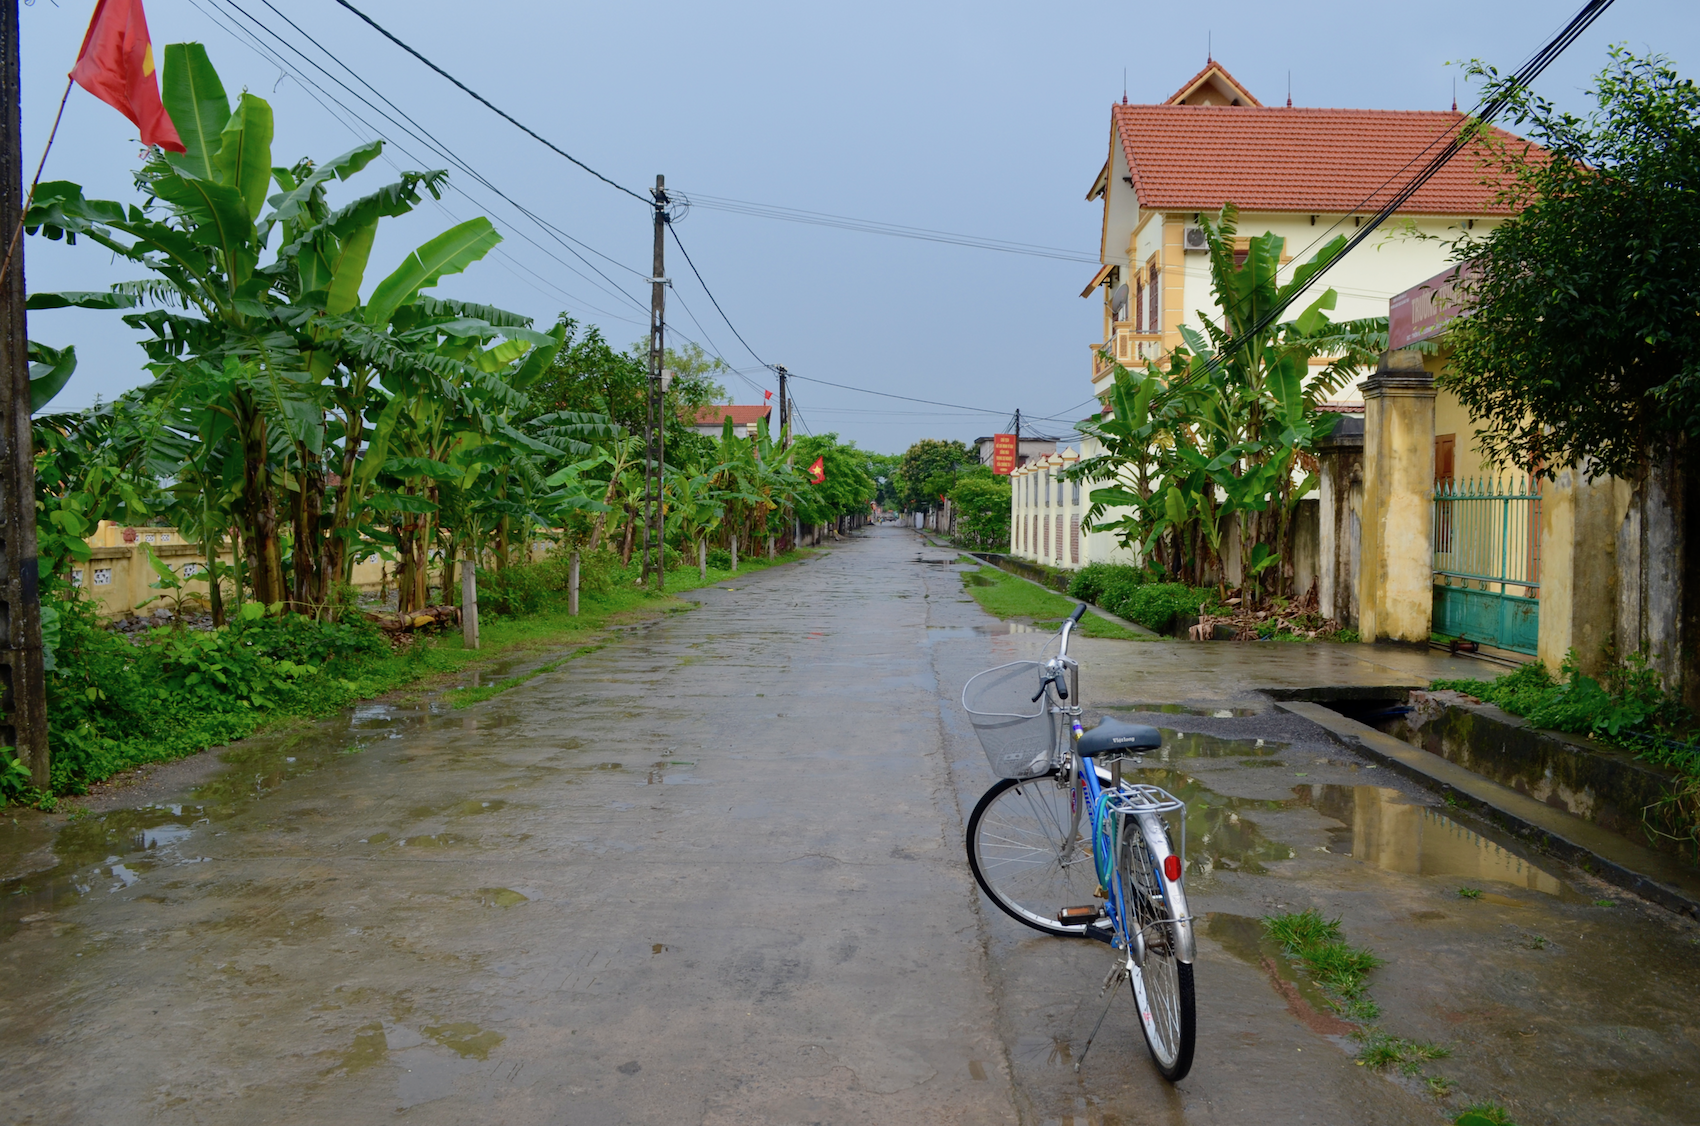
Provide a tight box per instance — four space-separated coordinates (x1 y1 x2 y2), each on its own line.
0 74 73 287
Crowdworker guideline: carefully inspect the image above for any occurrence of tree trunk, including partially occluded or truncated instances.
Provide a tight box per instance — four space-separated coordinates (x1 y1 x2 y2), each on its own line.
441 536 458 607
205 527 224 628
237 400 286 607
292 459 326 615
620 509 637 566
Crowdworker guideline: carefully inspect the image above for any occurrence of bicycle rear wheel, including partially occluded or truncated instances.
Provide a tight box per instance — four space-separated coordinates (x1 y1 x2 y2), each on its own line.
966 772 1097 937
1122 817 1196 1081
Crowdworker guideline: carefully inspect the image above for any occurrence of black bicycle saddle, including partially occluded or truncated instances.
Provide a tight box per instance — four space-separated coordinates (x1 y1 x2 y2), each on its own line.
1077 717 1161 758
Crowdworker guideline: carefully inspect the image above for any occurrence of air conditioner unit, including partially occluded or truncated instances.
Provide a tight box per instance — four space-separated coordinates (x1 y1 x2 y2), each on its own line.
1182 225 1209 252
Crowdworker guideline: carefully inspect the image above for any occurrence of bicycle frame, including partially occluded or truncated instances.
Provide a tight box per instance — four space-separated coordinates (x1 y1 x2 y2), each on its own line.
1046 618 1196 966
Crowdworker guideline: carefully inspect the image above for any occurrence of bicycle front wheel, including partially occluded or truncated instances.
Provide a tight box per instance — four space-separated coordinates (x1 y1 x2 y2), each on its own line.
1123 819 1196 1081
966 772 1097 937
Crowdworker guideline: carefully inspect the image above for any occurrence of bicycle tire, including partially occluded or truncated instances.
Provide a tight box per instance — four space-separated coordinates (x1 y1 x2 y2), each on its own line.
1122 819 1196 1081
966 772 1098 938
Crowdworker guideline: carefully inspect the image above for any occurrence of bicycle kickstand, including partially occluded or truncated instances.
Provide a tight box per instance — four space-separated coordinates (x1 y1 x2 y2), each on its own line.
1074 960 1130 1072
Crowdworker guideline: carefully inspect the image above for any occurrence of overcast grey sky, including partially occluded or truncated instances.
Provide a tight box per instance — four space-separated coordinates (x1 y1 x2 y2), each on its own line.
16 0 1696 453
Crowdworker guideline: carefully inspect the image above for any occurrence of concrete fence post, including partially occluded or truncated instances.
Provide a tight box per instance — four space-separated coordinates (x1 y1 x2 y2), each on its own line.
1356 350 1436 644
461 558 479 650
568 550 580 617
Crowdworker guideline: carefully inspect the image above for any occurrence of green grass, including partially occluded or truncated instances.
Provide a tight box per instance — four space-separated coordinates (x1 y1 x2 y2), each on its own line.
1458 886 1483 899
959 565 1152 640
1353 1030 1452 1075
1456 1105 1519 1126
1262 908 1383 1000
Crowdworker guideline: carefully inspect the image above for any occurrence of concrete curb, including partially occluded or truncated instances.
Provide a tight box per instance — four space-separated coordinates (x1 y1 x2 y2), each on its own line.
1276 699 1700 921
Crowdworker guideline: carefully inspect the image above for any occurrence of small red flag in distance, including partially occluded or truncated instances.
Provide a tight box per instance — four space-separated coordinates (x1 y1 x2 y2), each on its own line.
763 389 773 401
809 457 825 484
70 0 184 153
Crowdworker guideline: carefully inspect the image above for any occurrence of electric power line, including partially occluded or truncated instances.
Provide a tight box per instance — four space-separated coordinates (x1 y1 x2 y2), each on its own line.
206 0 653 320
667 225 771 371
329 0 649 205
189 0 643 329
1151 0 1618 399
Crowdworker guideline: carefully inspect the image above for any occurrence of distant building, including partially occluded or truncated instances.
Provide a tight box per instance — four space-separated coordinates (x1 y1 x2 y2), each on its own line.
974 435 1057 470
694 404 772 439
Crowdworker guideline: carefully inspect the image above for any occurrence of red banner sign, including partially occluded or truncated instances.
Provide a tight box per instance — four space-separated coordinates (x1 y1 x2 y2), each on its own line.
1389 264 1475 349
991 433 1018 475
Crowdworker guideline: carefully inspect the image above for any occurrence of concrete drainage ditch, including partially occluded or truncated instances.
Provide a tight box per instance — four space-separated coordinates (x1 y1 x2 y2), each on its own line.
1267 684 1700 920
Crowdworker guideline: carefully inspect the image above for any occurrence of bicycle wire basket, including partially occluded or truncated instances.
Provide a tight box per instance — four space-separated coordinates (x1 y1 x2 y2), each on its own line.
962 661 1058 779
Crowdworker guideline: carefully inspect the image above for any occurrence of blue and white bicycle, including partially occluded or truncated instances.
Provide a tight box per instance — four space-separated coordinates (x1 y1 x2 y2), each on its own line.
963 604 1197 1082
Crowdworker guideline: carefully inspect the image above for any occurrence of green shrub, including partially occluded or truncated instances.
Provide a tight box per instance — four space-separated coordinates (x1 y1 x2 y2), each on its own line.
476 561 565 617
706 547 732 570
1114 583 1212 633
1070 562 1134 604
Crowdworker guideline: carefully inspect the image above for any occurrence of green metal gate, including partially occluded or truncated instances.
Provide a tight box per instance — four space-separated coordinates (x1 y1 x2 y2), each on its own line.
1432 476 1541 655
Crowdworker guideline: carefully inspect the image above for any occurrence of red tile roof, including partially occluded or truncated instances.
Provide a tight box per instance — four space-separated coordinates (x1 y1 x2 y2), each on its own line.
695 404 772 427
1164 61 1262 107
1112 103 1536 214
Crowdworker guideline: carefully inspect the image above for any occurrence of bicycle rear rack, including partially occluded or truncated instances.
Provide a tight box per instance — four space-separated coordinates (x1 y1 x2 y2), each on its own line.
1101 784 1184 817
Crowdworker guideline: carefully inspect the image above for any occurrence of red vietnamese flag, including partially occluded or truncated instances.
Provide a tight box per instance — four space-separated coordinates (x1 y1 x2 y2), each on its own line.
70 0 185 153
808 457 825 484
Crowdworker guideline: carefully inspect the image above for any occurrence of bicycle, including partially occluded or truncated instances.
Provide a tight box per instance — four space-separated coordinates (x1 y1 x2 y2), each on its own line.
962 604 1197 1082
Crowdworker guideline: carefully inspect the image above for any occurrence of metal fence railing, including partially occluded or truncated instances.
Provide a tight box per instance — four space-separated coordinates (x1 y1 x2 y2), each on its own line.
1433 476 1542 595
1432 476 1542 654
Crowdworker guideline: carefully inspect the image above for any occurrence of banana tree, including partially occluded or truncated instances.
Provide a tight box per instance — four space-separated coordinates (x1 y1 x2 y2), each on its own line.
1074 204 1386 599
666 466 724 578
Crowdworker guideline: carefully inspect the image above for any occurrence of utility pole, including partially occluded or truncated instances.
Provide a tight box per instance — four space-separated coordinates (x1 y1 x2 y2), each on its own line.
642 175 668 590
0 0 46 789
774 364 789 449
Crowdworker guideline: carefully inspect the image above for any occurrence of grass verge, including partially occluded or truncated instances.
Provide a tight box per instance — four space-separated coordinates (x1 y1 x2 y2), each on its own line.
960 564 1152 640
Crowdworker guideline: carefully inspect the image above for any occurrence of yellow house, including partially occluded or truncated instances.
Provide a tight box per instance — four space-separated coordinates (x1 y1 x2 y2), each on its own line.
1082 61 1526 404
1035 61 1532 576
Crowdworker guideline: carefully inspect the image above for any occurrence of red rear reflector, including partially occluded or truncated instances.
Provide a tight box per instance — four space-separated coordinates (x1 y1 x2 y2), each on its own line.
1163 855 1182 882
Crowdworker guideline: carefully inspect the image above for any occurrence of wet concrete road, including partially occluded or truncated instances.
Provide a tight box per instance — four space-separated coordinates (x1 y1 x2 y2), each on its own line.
3 526 1699 1124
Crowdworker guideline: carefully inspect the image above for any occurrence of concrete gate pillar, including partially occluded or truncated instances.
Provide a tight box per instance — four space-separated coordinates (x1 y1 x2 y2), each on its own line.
1316 414 1364 628
1539 466 1625 676
1356 350 1436 644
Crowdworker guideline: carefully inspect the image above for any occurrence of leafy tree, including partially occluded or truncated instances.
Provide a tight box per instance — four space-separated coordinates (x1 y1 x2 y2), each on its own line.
896 438 973 511
950 469 1010 549
792 433 877 526
1439 49 1700 480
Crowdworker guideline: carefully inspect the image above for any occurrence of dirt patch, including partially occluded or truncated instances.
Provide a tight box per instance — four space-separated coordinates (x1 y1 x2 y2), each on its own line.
1260 955 1355 1036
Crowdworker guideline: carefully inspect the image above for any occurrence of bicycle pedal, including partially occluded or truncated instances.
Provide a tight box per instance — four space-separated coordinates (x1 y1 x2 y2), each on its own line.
1057 905 1102 924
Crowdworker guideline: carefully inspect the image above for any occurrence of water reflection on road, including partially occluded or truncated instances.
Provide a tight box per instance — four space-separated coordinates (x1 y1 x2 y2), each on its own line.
1298 783 1566 896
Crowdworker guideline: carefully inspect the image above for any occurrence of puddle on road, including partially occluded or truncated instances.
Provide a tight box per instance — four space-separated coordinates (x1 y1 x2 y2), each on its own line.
1134 766 1297 877
1122 732 1570 895
1294 784 1567 896
1123 704 1266 717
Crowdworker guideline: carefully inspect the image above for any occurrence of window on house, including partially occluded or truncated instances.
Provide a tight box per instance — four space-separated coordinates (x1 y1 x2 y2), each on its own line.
1148 266 1160 331
1134 278 1145 332
1072 479 1080 505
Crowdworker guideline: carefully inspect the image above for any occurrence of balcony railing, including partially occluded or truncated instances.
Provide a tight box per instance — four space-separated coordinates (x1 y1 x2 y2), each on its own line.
1090 323 1164 380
